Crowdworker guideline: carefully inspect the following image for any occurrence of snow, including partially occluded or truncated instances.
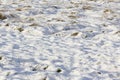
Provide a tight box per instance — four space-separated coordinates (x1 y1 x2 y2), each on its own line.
0 0 120 80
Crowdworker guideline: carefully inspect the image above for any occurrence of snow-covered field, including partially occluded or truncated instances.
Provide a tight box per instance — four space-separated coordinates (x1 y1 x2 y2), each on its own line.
0 0 120 80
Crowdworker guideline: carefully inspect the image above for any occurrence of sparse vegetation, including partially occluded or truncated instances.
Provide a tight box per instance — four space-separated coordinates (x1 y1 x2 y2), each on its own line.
43 65 49 70
68 15 78 19
82 5 92 10
71 32 79 36
29 23 39 26
97 72 101 74
42 77 47 80
32 68 37 71
16 8 22 11
32 64 48 71
103 9 113 13
56 68 62 73
0 13 7 20
0 56 2 60
114 31 120 34
5 23 9 26
17 27 24 32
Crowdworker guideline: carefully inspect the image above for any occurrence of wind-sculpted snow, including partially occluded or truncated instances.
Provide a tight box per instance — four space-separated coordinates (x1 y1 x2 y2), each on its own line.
0 0 120 80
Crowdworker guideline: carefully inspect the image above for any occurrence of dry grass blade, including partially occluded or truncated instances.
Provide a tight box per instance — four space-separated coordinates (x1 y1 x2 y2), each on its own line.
17 28 24 32
114 31 120 34
68 15 78 19
71 32 79 36
0 13 7 20
0 56 2 60
29 23 39 26
82 5 92 10
16 8 22 11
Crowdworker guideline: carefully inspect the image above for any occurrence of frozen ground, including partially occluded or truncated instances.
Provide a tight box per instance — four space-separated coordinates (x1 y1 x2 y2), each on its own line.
0 0 120 80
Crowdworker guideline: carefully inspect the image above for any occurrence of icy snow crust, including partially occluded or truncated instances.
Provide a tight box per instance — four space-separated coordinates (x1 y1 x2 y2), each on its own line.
0 0 120 80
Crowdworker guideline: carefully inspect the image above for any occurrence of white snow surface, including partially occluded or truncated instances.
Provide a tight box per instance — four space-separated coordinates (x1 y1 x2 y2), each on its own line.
0 0 120 80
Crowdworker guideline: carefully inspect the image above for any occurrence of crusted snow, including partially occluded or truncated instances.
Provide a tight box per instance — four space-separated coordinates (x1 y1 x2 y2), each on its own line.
0 0 120 80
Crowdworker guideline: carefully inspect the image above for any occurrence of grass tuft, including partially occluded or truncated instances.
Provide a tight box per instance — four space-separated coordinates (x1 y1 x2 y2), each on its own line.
17 28 24 32
71 32 79 36
0 56 2 60
56 68 62 73
0 13 7 20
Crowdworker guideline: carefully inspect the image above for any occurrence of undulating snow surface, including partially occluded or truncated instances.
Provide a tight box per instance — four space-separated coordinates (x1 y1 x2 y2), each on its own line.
0 0 120 80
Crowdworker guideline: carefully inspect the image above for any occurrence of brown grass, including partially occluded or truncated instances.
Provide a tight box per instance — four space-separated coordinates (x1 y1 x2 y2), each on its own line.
17 27 24 32
103 9 113 13
29 23 39 26
114 31 120 34
82 5 92 10
71 32 79 36
0 13 7 20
